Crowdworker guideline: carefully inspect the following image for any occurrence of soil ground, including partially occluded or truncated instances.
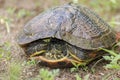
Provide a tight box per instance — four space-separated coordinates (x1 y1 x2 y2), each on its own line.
0 0 120 80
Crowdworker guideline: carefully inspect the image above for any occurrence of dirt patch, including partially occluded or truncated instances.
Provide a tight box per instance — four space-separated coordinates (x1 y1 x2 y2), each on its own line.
0 0 120 80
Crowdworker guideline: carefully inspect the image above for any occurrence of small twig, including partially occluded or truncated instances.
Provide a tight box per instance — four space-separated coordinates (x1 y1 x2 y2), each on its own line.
102 70 117 80
91 58 104 73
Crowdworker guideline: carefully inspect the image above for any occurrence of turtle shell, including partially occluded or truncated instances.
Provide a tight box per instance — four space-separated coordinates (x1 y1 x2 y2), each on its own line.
17 3 116 50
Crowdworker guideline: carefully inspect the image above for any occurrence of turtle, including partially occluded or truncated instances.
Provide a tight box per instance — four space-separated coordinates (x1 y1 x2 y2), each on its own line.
17 3 117 68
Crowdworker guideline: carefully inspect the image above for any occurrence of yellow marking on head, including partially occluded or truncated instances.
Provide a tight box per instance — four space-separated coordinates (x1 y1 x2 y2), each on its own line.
30 50 46 57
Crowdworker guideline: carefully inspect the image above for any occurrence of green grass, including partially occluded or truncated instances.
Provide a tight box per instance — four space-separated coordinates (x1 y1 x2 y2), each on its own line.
32 68 60 80
6 7 16 15
72 0 120 22
70 62 88 72
26 58 37 66
1 61 22 80
0 16 12 33
72 0 78 3
39 68 59 80
86 0 119 13
0 41 11 60
8 62 22 80
70 62 82 72
17 9 32 19
75 74 82 80
101 42 120 69
0 40 22 80
75 74 90 80
102 49 120 69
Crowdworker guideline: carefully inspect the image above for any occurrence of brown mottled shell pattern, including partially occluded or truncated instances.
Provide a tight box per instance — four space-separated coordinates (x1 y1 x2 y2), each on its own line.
17 3 116 67
17 3 116 50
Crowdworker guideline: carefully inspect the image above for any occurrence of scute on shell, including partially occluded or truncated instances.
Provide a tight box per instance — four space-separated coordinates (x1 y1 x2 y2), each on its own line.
17 3 116 50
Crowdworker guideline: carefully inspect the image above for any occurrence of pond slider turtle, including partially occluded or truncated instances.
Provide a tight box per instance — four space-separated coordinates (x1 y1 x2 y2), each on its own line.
17 3 117 68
